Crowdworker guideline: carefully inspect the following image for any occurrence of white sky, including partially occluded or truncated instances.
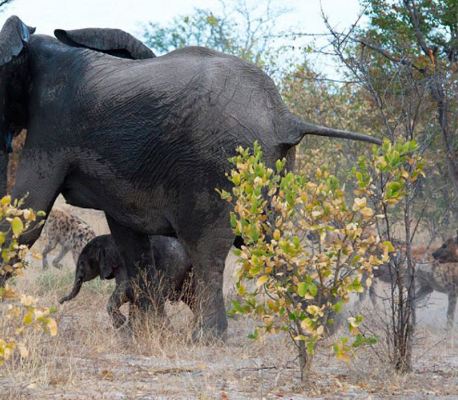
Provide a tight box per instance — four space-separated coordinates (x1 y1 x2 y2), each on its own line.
0 0 365 76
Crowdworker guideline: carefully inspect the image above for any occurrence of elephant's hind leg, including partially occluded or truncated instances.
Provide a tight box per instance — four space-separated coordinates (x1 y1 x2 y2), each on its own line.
178 225 233 343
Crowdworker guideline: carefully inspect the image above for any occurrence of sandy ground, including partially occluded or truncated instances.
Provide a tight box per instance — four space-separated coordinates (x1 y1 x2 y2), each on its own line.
0 200 457 399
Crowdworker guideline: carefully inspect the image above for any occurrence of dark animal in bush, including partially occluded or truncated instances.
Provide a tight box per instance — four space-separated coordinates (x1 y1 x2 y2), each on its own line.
59 234 194 328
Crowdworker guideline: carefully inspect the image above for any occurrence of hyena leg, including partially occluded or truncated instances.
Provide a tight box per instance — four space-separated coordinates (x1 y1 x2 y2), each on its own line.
369 280 378 307
415 284 433 303
446 292 457 330
52 246 70 269
42 239 58 269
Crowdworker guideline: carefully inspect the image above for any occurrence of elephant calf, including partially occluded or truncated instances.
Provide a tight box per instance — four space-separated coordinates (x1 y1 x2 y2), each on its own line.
59 234 195 328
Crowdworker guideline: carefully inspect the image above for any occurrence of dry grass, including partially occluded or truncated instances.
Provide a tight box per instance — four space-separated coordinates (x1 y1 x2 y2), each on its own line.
0 203 456 399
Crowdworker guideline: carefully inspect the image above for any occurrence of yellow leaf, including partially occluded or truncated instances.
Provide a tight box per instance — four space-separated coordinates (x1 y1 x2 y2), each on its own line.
382 241 395 253
47 318 58 336
336 351 351 363
352 197 367 211
11 217 24 237
256 275 269 287
306 305 324 317
359 207 374 218
1 195 11 205
23 310 34 325
301 318 314 333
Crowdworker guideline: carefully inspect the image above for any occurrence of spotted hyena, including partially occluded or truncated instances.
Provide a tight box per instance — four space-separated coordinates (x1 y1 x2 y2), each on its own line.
367 238 458 329
41 208 96 269
432 231 458 263
415 260 458 329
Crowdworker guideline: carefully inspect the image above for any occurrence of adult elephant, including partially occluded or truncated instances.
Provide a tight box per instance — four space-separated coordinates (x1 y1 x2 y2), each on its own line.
0 16 380 341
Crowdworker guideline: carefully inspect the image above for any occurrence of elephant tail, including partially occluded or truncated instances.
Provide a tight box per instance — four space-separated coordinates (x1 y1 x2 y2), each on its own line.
59 277 83 304
281 114 381 146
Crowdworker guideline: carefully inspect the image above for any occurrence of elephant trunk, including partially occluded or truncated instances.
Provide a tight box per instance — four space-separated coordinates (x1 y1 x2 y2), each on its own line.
282 114 382 146
59 277 83 304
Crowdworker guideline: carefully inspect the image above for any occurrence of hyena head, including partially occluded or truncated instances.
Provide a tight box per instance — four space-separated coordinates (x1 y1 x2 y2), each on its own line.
432 232 458 263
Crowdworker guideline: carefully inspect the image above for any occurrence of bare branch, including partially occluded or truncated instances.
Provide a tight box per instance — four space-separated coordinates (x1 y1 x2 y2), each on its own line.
402 0 430 56
356 38 425 72
0 0 13 8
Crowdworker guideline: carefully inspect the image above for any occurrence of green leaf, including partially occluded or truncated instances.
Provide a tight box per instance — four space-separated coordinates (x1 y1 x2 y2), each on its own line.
333 300 344 314
308 282 318 297
297 282 307 297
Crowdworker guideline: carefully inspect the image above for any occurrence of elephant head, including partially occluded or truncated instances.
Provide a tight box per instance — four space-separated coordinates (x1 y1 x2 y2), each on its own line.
0 16 35 195
59 235 120 304
0 16 155 196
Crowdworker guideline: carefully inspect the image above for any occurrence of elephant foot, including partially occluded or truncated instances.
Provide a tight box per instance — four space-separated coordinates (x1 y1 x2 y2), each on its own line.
191 312 228 344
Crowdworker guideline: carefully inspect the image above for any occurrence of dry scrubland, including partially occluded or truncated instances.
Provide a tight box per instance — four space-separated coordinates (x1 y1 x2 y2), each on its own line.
0 199 457 399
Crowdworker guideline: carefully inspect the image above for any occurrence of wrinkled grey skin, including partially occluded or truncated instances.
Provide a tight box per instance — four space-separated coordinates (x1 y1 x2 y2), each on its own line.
0 15 380 340
59 234 194 328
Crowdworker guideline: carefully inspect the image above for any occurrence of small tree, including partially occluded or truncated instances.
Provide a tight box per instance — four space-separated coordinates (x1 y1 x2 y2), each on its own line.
219 139 422 380
353 139 425 372
0 196 56 365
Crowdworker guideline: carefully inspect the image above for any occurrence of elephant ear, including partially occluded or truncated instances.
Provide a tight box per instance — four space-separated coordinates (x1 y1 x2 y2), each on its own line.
54 28 155 59
0 16 35 66
97 247 117 280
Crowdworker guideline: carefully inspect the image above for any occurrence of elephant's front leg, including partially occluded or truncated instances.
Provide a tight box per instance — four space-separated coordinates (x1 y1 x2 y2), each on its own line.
107 283 129 328
105 215 166 327
12 150 67 246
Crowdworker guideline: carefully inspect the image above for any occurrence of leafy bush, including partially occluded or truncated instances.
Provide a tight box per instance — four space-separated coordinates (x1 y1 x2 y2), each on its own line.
219 139 422 379
0 196 56 365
